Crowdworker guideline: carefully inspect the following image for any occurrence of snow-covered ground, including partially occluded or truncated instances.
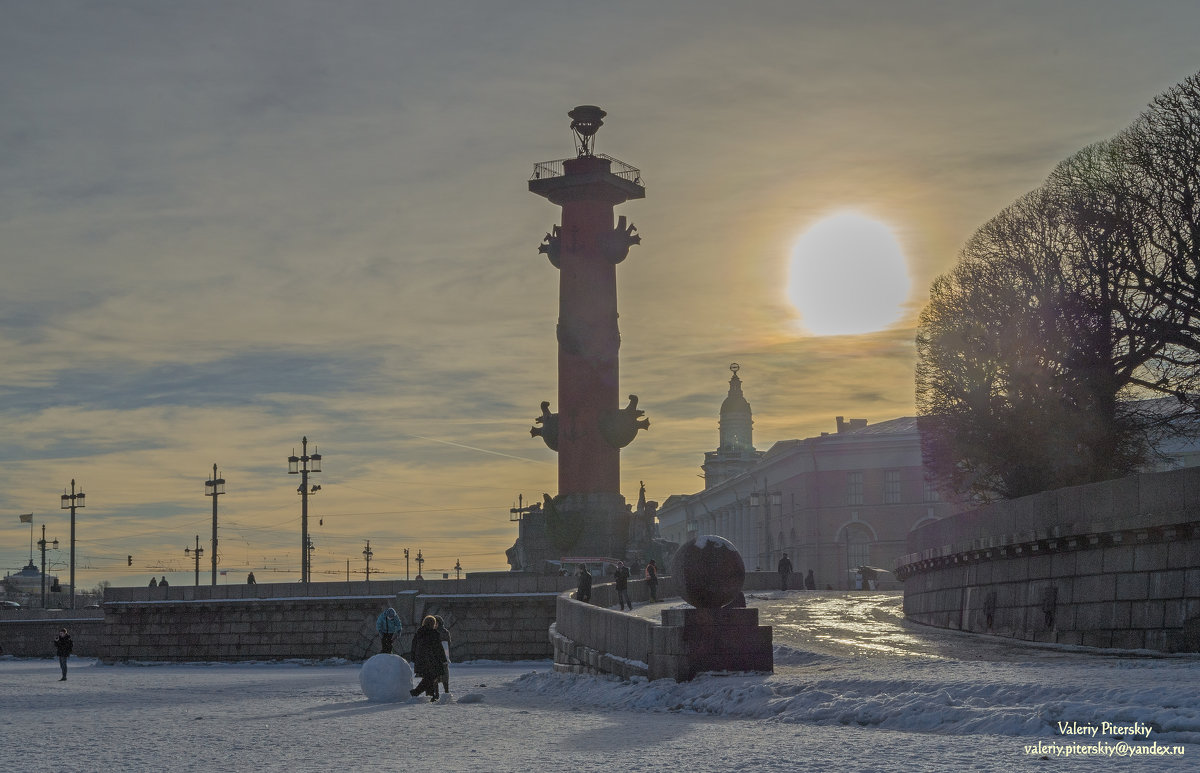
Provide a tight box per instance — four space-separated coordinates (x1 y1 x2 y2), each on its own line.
3 592 1197 772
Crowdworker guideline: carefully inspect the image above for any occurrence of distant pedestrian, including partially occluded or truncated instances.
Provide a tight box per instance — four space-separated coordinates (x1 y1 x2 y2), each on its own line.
613 561 631 610
645 560 659 603
53 627 72 681
435 615 452 696
409 615 448 702
576 565 592 603
805 569 816 590
777 553 793 591
376 607 402 654
247 572 256 585
159 576 169 587
148 577 157 588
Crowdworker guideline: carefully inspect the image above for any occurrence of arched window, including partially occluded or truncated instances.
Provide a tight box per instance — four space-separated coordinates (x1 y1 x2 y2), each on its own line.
844 522 872 576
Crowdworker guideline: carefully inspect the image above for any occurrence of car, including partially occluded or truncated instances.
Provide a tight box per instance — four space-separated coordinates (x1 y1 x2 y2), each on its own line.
0 600 21 610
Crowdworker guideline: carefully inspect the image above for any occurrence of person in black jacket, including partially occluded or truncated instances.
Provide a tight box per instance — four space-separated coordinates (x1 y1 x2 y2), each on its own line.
778 553 793 591
53 628 73 681
435 615 452 696
409 616 448 702
613 561 631 610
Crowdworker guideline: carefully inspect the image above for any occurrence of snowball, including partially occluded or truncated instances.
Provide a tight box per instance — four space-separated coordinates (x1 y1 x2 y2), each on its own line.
359 653 414 702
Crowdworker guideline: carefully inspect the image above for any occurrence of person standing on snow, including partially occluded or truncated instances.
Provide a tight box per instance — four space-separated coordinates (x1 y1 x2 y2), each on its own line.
576 564 592 603
376 607 402 655
435 615 452 696
409 615 448 702
613 561 632 610
53 627 73 681
778 553 793 591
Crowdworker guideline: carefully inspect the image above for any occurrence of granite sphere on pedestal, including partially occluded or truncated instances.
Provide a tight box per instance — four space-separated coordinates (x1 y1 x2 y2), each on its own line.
670 535 746 609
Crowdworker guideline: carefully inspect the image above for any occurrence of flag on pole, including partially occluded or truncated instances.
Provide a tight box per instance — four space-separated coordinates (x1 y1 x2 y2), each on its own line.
18 513 33 523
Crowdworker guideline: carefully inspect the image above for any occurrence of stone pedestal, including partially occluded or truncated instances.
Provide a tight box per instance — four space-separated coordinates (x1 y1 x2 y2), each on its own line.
648 607 773 682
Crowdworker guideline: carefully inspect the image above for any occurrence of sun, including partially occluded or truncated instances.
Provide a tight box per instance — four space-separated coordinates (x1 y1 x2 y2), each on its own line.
787 212 913 336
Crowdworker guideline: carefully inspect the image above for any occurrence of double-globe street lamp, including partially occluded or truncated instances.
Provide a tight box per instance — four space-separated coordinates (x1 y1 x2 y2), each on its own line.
287 437 321 584
37 524 59 608
205 464 226 586
60 479 85 609
184 535 204 587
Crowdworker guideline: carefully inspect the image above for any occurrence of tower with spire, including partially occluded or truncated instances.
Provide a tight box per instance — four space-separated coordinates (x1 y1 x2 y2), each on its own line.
703 363 765 488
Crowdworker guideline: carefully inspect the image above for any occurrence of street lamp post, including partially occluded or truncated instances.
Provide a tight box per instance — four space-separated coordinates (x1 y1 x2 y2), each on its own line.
184 535 204 587
287 437 322 584
454 559 462 580
205 464 226 586
415 549 425 580
404 548 410 581
60 479 85 609
37 524 59 608
362 540 373 584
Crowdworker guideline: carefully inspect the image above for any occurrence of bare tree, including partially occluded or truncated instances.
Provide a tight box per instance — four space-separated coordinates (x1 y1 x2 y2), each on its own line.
919 71 1200 502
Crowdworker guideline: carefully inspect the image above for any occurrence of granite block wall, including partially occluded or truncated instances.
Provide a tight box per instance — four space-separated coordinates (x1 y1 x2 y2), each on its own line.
899 467 1200 652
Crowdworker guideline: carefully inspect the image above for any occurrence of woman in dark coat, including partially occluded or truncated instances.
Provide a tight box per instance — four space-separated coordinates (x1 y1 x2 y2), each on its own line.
409 615 448 702
576 565 592 603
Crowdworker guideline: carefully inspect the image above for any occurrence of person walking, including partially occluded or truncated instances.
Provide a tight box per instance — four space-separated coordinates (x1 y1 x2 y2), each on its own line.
805 569 816 590
53 627 73 681
435 615 452 696
645 560 659 603
376 607 402 655
777 553 793 591
613 561 632 611
409 615 448 702
247 572 256 585
576 564 592 603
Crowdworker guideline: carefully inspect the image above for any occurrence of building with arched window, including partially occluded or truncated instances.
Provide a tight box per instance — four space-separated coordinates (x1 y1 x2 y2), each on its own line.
655 369 965 589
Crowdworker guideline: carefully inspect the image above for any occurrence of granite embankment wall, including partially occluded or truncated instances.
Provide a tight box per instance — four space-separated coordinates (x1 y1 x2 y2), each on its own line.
898 466 1200 652
551 571 780 681
1 575 575 662
0 610 104 658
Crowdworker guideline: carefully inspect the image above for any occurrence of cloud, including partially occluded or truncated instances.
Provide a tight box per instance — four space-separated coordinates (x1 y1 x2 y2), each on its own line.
5 1 1200 583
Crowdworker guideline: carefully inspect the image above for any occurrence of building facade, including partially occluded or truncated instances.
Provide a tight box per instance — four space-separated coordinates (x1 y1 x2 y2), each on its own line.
656 372 963 590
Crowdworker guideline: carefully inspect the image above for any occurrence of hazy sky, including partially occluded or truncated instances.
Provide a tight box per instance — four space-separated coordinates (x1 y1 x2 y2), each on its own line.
4 1 1200 587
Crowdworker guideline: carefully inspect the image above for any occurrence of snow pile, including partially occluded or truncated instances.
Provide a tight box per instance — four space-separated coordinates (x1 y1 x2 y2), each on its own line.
358 653 413 702
510 665 1200 744
516 593 1200 747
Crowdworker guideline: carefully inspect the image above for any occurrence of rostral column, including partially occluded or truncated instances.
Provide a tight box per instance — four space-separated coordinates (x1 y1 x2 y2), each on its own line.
528 106 649 560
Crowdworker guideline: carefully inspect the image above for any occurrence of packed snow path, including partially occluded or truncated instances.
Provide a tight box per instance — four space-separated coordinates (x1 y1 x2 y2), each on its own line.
3 591 1196 771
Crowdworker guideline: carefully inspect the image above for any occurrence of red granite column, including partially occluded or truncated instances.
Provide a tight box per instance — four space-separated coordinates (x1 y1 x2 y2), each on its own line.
527 106 648 559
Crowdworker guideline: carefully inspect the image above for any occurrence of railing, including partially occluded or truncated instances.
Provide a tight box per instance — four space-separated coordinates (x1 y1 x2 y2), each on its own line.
530 154 644 187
